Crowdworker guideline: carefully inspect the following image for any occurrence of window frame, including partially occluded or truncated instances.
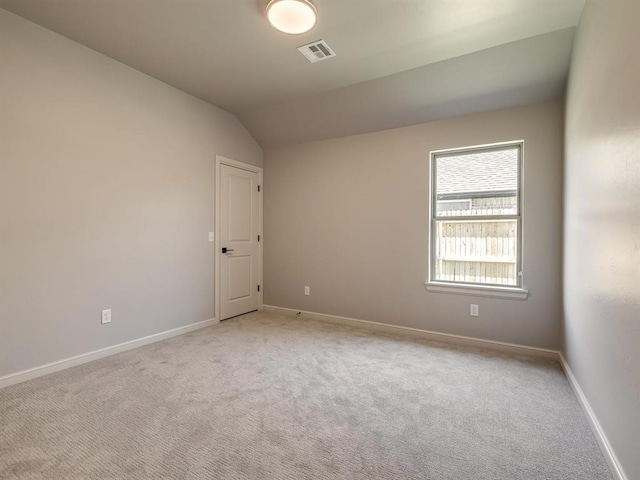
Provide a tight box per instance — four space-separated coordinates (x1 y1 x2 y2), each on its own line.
426 141 528 299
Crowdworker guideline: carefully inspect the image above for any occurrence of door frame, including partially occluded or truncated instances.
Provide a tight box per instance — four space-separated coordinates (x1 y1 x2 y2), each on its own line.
214 155 263 321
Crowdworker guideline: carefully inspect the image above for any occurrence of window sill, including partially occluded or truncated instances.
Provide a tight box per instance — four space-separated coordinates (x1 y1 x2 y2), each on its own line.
425 282 528 300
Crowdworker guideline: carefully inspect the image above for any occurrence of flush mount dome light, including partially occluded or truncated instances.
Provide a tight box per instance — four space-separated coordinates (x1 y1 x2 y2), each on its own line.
266 0 317 35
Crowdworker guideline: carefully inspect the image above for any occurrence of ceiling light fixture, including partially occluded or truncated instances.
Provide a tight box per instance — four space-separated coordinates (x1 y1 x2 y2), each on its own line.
266 0 317 35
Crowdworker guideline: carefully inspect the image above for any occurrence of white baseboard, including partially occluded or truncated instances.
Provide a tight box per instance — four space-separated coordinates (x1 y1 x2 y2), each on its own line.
559 354 627 480
262 305 559 360
0 317 219 390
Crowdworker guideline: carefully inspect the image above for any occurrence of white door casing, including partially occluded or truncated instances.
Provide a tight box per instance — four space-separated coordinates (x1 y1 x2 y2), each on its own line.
215 156 262 320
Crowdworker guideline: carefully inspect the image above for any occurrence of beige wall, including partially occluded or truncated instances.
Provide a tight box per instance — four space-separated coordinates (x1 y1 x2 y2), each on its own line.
264 101 563 349
0 9 262 378
564 1 640 478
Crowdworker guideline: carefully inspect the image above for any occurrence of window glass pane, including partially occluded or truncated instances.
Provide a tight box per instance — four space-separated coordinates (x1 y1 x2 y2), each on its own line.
435 147 518 217
434 219 518 286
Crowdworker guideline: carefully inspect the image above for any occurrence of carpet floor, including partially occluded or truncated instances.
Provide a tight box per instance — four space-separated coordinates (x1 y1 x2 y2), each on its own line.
0 311 612 479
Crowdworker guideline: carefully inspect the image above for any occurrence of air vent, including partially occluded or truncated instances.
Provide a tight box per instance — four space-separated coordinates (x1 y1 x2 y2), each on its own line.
298 40 336 63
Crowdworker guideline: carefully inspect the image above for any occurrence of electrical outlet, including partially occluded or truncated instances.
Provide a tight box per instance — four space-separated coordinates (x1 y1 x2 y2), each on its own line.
304 286 310 296
470 304 479 317
101 309 112 324
208 232 214 242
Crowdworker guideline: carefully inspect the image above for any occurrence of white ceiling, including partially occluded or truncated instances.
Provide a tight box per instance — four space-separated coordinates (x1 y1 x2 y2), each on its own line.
0 0 585 147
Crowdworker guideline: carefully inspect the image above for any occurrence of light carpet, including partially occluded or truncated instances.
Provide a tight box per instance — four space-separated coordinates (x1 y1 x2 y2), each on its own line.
0 311 612 479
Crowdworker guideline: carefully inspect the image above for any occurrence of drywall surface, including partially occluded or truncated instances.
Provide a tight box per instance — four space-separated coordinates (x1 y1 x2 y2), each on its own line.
264 101 564 349
563 0 640 478
0 9 262 378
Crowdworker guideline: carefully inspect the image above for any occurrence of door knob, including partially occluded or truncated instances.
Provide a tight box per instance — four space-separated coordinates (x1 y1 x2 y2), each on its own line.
222 247 234 253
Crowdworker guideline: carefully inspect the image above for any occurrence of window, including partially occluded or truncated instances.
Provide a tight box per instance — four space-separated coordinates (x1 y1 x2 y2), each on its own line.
428 142 525 295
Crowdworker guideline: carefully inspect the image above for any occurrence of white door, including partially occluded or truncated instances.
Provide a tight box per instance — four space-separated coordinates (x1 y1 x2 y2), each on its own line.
219 163 260 320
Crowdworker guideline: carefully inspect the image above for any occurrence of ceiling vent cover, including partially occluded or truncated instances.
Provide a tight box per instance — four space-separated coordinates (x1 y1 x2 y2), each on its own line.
298 40 336 63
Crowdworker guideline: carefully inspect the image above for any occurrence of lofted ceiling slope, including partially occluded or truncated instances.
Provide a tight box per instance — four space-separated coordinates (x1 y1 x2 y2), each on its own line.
0 0 585 147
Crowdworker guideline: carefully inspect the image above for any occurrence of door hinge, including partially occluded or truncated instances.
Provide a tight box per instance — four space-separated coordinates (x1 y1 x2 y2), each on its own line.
257 285 260 292
258 234 260 242
257 185 261 192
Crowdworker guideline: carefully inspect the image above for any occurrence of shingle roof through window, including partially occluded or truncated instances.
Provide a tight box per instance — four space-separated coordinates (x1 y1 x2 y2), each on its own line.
436 147 518 195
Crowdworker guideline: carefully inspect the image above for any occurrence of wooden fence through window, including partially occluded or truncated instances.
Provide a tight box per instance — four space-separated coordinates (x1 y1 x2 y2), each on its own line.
435 219 518 285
